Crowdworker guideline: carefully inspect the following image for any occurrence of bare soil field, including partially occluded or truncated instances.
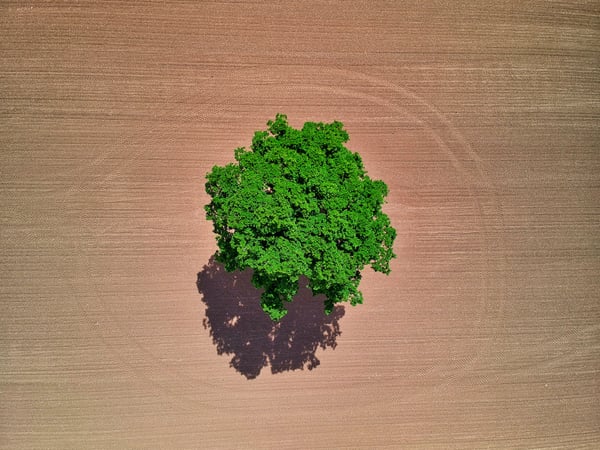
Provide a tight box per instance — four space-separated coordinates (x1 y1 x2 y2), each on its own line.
1 1 599 448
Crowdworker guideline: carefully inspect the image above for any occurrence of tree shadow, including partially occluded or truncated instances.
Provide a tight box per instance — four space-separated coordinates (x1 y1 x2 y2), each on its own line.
196 256 345 379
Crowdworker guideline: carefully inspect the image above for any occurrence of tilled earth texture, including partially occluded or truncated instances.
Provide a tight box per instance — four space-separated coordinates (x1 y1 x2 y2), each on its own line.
1 1 599 449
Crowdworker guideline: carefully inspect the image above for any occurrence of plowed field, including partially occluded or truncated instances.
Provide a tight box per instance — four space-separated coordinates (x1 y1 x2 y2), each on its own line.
2 1 598 448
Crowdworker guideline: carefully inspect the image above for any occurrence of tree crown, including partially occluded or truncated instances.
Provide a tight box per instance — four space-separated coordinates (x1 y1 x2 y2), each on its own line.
205 114 396 320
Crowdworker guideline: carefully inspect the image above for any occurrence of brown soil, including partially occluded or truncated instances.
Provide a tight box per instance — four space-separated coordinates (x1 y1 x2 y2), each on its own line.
2 1 598 448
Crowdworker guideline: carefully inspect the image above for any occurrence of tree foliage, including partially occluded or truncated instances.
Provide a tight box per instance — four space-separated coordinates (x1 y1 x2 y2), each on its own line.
205 114 396 321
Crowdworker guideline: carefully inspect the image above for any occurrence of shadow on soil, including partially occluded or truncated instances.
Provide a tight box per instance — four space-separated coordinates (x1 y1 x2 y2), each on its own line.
196 256 345 379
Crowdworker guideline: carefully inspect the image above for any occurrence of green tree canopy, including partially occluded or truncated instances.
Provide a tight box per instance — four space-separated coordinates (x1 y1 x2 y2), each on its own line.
205 114 396 320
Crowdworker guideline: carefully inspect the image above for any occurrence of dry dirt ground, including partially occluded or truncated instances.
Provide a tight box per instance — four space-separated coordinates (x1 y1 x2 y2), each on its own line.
1 1 599 448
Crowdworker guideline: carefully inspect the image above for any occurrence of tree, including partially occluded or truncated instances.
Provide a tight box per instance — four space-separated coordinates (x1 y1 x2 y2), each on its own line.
205 114 396 321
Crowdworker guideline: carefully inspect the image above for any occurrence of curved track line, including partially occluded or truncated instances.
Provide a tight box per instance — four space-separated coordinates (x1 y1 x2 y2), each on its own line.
70 64 509 408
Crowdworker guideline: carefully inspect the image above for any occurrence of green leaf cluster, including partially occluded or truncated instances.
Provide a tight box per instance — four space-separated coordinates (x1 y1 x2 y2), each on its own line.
205 114 396 320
